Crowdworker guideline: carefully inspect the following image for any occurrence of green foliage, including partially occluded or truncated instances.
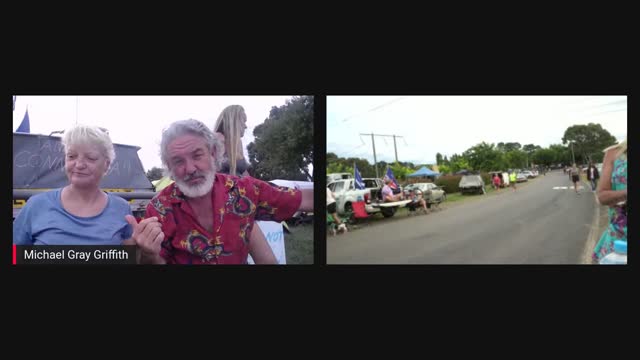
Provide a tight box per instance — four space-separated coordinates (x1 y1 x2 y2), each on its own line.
145 167 164 181
463 142 505 172
247 96 313 181
389 163 414 181
532 148 555 167
435 175 463 193
438 164 451 175
562 123 618 164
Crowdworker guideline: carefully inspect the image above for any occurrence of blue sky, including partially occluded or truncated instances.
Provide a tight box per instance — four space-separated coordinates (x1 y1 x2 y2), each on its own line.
327 96 627 165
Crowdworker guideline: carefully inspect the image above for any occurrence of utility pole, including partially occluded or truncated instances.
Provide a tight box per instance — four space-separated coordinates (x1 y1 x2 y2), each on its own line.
361 133 404 179
371 133 378 179
393 135 398 163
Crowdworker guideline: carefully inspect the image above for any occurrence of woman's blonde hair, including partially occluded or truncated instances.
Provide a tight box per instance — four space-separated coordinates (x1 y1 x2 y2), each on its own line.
603 137 627 160
62 124 116 170
213 105 246 176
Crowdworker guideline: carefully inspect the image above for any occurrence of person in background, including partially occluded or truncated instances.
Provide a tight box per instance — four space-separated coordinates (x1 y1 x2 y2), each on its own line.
492 174 501 190
381 176 404 202
586 161 600 192
569 163 581 194
13 124 160 250
593 138 627 263
327 187 347 233
213 105 252 177
213 105 278 262
509 171 517 191
408 189 428 214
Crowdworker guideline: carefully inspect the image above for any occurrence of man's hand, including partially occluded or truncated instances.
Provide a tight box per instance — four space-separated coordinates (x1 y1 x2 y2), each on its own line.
125 215 165 261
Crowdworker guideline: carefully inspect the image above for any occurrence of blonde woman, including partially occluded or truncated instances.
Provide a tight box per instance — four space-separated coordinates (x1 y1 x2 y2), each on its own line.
214 105 278 264
593 138 627 263
213 105 251 177
13 124 161 248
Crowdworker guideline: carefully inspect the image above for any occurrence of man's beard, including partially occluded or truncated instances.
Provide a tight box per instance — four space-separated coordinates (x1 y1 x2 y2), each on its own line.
171 159 216 198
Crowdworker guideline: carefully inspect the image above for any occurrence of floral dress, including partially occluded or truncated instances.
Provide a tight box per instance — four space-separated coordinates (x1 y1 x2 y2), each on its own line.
592 157 627 263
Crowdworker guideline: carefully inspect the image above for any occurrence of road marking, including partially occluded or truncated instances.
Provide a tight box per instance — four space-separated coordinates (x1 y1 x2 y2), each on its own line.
552 186 584 190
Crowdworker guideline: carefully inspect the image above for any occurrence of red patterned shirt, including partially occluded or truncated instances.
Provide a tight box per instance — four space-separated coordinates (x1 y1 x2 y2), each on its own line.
145 173 302 264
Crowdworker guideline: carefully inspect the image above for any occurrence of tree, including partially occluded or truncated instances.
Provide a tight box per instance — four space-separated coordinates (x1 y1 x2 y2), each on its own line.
389 163 413 182
443 155 449 166
436 152 443 166
522 144 542 167
448 153 470 173
562 123 617 164
522 144 542 155
327 154 377 178
532 148 555 167
247 96 313 181
463 142 505 172
326 152 339 163
497 142 522 153
327 162 352 175
438 164 451 175
548 144 571 166
145 167 164 181
505 150 527 169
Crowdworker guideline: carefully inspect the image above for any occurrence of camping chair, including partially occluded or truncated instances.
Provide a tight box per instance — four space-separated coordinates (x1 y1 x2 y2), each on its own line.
350 201 371 224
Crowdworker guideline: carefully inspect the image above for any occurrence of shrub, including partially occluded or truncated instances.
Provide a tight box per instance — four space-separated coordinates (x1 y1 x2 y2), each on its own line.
435 175 463 193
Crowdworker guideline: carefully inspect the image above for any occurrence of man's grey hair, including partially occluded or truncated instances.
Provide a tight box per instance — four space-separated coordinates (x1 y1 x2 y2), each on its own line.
160 119 224 171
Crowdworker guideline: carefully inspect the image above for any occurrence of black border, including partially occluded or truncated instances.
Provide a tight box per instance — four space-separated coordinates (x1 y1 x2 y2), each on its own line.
6 47 636 313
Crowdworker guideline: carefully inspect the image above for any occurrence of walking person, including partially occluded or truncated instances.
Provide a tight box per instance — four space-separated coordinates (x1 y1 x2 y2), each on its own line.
586 161 600 192
569 163 581 194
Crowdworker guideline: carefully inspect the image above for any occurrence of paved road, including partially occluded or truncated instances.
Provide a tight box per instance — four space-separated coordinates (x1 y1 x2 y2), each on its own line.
327 170 597 264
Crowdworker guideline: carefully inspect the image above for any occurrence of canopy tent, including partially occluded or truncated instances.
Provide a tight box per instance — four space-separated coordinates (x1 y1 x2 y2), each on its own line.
408 166 441 178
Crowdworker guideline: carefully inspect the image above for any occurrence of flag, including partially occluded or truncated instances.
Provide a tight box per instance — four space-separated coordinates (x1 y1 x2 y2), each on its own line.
354 163 365 190
385 167 399 190
16 109 30 133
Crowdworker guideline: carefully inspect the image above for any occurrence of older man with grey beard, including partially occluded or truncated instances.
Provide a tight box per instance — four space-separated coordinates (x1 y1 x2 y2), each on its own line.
129 119 313 264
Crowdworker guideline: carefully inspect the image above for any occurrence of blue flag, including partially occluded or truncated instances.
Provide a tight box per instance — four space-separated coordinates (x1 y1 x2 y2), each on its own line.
16 109 30 133
385 167 399 190
354 163 365 190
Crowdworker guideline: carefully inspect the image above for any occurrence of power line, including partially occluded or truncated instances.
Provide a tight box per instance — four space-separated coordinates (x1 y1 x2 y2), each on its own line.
360 133 404 178
342 97 406 122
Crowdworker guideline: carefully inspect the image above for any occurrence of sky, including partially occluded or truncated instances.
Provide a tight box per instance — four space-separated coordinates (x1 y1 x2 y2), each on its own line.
326 96 627 166
12 95 299 173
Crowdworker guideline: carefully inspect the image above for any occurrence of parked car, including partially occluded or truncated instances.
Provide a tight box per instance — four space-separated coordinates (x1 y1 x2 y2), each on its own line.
516 173 528 182
404 182 447 205
327 177 383 215
459 175 486 195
